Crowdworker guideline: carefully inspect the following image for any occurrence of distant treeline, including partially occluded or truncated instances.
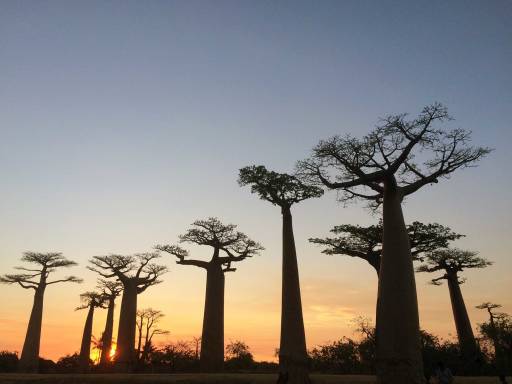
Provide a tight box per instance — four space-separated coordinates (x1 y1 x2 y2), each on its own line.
1 315 510 377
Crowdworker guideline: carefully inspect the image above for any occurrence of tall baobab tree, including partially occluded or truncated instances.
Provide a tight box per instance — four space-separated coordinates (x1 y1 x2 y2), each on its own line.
136 308 169 364
77 291 107 372
156 217 263 373
310 221 462 276
297 103 490 383
97 279 123 365
239 165 323 384
88 253 167 369
0 252 82 372
417 248 491 360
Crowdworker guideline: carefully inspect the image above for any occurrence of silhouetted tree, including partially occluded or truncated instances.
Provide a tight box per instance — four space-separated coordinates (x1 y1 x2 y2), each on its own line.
310 221 462 276
136 308 169 364
239 165 323 384
477 303 511 376
156 217 262 373
88 253 167 370
297 103 490 383
152 341 198 372
96 279 123 366
0 351 18 373
76 291 106 372
0 252 82 372
55 353 80 373
225 340 254 370
417 248 491 361
192 336 201 360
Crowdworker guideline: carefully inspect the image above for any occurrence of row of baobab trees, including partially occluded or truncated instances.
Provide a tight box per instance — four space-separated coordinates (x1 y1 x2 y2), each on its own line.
1 103 492 384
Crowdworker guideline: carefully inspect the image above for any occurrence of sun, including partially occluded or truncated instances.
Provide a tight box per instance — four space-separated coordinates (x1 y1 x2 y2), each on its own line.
109 343 117 359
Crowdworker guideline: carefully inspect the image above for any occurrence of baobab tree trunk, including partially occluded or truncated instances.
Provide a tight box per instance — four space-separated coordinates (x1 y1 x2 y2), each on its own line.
100 298 115 365
447 273 478 359
115 282 137 370
18 286 45 373
367 255 381 276
278 207 311 384
200 263 225 372
376 181 424 384
79 304 95 372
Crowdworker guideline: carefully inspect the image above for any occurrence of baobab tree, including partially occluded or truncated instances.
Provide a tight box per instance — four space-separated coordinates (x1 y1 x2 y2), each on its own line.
156 217 263 373
0 252 82 372
97 279 123 365
136 308 169 364
88 253 167 369
297 103 490 383
417 248 492 360
77 291 106 372
310 221 462 276
239 165 323 384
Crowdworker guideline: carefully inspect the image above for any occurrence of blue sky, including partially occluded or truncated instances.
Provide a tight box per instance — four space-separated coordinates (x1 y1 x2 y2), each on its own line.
0 0 511 360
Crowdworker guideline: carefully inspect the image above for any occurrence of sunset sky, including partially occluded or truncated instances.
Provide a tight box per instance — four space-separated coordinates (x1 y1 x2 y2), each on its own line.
0 1 511 362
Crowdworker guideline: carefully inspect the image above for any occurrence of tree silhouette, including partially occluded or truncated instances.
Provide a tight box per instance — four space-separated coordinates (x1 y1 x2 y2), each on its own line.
417 248 492 360
310 221 463 276
0 252 82 372
239 165 323 384
96 279 123 366
76 291 106 372
136 308 169 364
297 103 490 383
88 253 167 370
156 217 263 373
477 303 511 377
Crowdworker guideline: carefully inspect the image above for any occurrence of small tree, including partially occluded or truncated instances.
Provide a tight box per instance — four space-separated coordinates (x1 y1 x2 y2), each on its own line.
225 340 254 370
417 248 491 360
239 165 323 384
96 279 123 365
477 304 512 376
156 217 262 373
76 291 106 372
0 252 82 372
136 308 169 364
310 221 462 276
88 253 167 369
297 103 490 383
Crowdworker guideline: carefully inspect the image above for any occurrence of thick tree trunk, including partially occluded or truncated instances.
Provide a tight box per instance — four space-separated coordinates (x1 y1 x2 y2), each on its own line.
100 298 115 365
447 274 478 359
200 263 225 372
376 181 424 384
18 286 45 373
79 305 95 372
367 254 381 276
115 282 137 370
278 207 311 384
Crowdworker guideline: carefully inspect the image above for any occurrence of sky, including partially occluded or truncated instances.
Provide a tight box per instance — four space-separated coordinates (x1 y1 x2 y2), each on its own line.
0 0 511 362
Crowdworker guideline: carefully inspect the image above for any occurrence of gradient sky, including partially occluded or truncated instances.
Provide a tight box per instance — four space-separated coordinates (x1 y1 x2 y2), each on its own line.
1 0 511 362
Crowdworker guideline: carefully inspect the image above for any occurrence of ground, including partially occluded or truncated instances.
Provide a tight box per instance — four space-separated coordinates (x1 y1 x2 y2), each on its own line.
0 374 509 384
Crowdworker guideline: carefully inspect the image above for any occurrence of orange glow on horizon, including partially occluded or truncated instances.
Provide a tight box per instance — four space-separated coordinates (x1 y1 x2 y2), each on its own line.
109 343 117 359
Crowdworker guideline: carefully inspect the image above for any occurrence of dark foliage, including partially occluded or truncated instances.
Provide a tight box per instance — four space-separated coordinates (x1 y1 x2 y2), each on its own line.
0 351 18 372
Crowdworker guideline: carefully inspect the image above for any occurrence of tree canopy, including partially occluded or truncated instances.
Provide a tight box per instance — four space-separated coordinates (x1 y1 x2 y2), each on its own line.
0 252 82 290
88 253 167 293
416 248 492 285
75 291 106 311
156 217 263 272
238 165 323 209
296 103 491 206
309 221 463 273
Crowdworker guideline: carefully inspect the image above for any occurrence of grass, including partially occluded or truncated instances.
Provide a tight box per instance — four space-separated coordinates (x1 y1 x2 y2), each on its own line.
0 374 509 384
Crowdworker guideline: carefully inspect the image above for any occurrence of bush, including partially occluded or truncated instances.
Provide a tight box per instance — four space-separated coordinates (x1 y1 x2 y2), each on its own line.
0 351 18 372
